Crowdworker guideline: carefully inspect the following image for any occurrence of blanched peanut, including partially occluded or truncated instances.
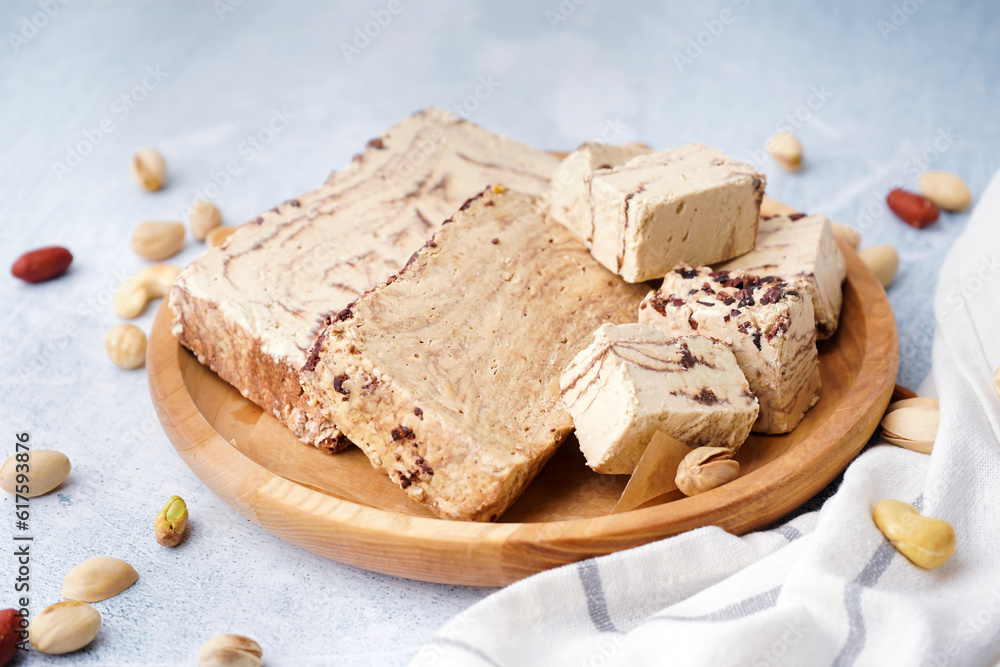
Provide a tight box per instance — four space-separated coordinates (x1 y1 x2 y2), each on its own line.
918 171 971 212
859 245 899 288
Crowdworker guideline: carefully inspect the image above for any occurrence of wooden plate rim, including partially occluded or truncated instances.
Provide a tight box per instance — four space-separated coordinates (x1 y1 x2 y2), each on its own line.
148 241 898 584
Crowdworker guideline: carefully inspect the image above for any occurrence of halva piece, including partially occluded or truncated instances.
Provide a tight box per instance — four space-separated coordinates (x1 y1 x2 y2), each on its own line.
715 213 847 339
560 323 758 475
549 141 653 241
586 144 765 282
639 265 821 434
302 187 649 521
169 109 559 452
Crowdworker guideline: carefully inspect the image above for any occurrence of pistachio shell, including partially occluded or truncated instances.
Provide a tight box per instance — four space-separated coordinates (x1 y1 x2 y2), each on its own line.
675 447 740 497
29 601 101 654
130 148 166 191
880 406 939 445
62 557 138 602
885 397 939 414
200 634 263 667
0 450 71 497
882 435 934 455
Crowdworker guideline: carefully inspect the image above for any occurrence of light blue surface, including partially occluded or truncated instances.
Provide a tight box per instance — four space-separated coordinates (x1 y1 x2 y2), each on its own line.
0 1 997 664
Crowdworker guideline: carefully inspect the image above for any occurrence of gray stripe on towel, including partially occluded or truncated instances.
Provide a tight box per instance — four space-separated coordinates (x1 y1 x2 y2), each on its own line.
650 586 781 623
578 560 619 633
832 541 896 666
833 496 920 666
772 524 803 542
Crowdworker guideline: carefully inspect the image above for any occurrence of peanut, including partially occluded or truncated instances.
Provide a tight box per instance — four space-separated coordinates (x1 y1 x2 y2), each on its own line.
918 171 972 212
62 557 138 602
29 601 101 655
872 499 955 569
766 131 803 172
132 222 185 261
858 245 899 288
200 634 263 667
105 324 147 369
189 200 223 241
0 608 18 665
0 450 71 497
130 148 166 191
887 188 939 228
11 246 74 283
114 264 181 319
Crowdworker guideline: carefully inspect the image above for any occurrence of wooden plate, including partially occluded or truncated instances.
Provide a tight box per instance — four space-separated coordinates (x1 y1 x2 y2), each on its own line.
148 240 897 586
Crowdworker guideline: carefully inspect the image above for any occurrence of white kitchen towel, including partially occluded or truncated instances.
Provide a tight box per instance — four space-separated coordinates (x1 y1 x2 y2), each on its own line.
411 168 1000 667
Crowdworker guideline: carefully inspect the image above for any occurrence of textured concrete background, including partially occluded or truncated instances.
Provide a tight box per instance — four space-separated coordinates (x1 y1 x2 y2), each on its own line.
1 0 997 664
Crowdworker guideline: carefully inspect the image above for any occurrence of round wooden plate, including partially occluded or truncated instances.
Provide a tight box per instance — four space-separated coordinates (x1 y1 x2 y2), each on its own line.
148 238 898 587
